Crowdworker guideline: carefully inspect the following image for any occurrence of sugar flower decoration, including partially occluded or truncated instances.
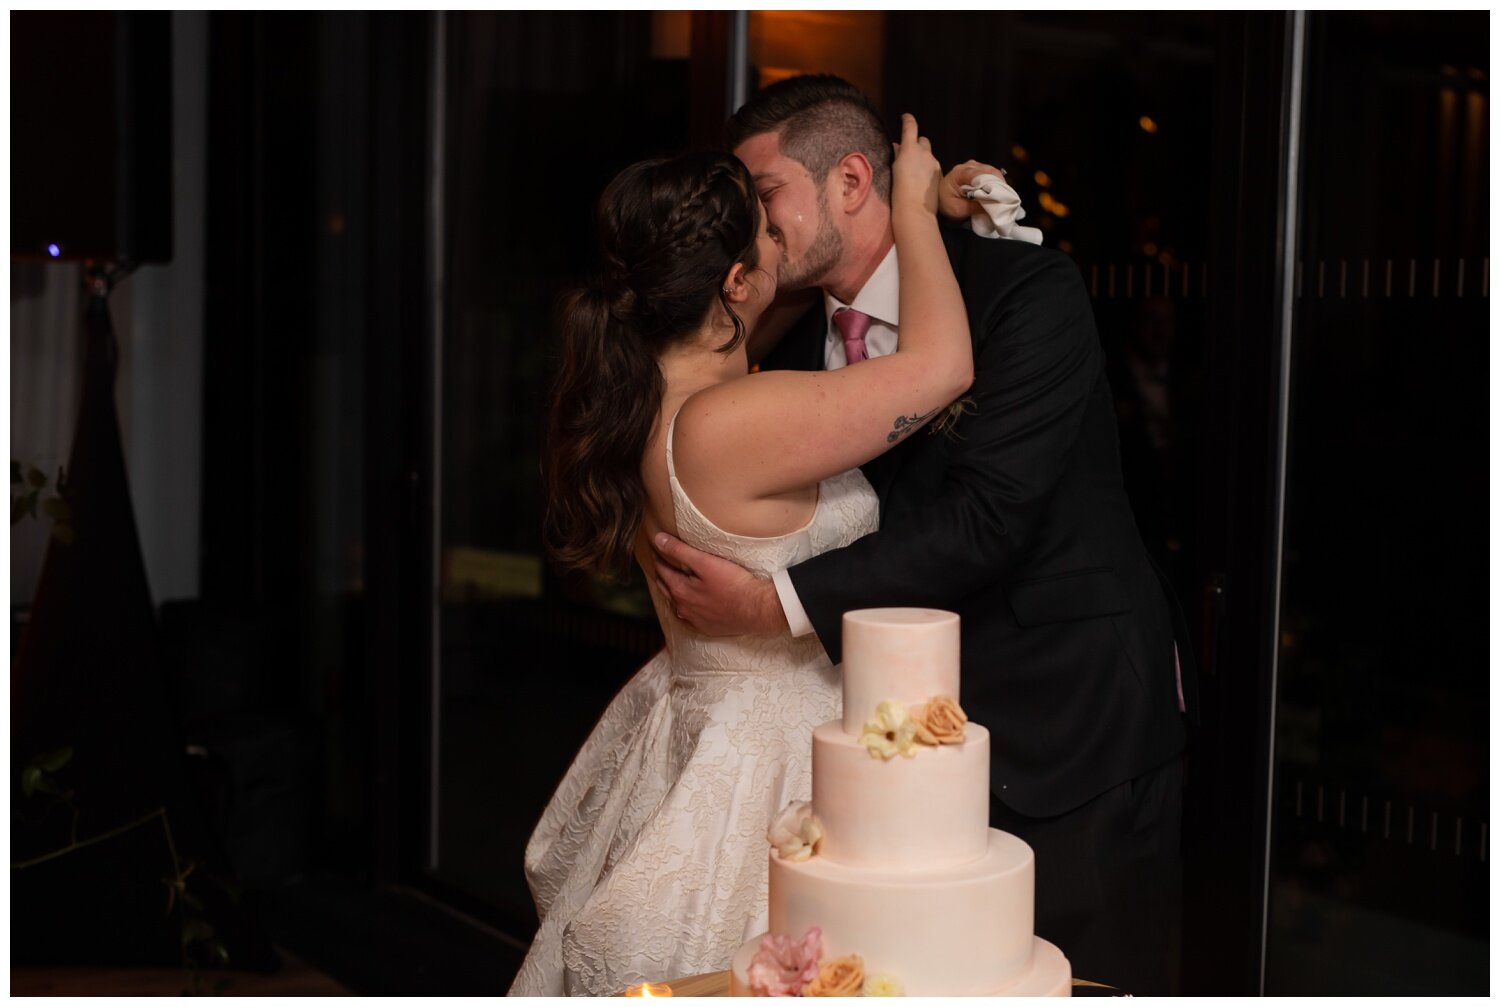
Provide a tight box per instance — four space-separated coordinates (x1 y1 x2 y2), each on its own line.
746 927 822 997
913 695 967 745
859 700 925 760
804 954 865 997
768 800 825 862
863 973 905 997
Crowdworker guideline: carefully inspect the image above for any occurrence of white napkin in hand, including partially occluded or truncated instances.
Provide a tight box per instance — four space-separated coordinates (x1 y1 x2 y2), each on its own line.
960 172 1043 245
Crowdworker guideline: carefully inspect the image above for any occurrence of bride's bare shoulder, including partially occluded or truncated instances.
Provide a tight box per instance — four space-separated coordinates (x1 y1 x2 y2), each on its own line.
668 370 792 461
669 375 819 536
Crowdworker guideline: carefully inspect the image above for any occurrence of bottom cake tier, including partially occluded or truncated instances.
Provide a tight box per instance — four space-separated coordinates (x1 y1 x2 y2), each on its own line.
728 934 1071 997
730 828 1071 996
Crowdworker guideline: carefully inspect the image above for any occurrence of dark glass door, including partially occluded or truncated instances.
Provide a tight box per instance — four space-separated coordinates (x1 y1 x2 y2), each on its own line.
428 11 704 936
1264 12 1488 994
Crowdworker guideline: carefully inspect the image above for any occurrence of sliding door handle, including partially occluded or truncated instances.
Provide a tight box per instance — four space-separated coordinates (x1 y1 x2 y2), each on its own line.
1202 573 1227 677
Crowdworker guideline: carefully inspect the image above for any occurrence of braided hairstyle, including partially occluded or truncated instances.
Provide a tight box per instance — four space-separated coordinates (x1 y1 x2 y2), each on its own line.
545 152 763 579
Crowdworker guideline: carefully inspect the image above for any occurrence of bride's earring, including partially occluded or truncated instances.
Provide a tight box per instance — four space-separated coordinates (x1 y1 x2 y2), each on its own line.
722 286 733 295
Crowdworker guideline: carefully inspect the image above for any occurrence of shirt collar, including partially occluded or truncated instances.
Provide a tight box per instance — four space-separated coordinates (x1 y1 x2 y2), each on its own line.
823 243 900 335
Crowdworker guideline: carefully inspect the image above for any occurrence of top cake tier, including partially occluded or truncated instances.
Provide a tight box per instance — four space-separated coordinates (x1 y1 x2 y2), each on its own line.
841 608 961 735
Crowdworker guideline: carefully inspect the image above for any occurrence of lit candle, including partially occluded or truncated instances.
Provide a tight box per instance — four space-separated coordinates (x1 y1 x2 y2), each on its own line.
624 982 674 997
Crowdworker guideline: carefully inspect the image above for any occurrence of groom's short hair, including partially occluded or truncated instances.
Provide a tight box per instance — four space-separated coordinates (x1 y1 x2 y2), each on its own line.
726 74 892 204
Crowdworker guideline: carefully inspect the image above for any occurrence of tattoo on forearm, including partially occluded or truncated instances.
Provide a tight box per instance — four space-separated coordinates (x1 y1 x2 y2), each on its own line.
887 407 942 444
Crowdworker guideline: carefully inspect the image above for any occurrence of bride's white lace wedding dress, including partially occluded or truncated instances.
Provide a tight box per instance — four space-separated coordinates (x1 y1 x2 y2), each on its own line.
508 411 878 996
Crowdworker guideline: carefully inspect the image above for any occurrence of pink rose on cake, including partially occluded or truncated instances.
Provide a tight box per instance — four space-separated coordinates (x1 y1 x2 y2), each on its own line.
913 695 967 744
746 927 823 997
768 801 825 862
858 700 926 759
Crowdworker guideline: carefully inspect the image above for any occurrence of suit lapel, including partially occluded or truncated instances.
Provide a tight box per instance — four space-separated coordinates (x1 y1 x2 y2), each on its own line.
860 425 924 506
759 303 826 374
860 235 968 506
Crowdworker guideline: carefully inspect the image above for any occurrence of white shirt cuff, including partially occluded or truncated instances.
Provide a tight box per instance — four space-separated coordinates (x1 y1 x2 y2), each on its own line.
772 569 816 638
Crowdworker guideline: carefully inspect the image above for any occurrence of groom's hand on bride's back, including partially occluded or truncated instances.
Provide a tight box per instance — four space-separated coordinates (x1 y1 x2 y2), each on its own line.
652 533 788 637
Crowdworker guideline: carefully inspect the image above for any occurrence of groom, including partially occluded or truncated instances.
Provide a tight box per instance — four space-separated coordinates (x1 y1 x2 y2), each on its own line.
652 75 1193 994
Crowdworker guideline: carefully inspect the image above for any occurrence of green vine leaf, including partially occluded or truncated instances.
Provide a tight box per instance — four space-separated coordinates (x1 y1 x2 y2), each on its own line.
11 461 71 543
33 747 73 772
181 918 214 944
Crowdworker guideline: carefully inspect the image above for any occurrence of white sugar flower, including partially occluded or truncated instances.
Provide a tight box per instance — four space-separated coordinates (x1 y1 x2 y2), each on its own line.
858 700 925 760
863 973 905 996
768 800 825 861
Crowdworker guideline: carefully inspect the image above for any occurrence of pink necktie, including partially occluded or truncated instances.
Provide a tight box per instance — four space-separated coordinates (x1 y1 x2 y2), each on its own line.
833 307 872 365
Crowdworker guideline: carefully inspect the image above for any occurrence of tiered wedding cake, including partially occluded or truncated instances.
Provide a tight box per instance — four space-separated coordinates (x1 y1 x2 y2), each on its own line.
728 608 1072 997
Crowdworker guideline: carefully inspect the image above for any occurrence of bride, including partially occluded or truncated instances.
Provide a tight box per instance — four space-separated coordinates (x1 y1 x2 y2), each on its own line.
509 114 971 996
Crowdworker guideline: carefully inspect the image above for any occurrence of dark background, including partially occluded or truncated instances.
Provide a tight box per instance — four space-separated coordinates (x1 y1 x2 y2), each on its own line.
9 11 1488 994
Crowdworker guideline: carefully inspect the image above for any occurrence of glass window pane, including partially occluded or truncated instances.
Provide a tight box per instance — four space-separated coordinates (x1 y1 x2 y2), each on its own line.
1266 11 1488 994
433 11 687 928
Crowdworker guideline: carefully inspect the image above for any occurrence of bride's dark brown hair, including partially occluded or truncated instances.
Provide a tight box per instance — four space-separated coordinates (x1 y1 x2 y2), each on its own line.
544 152 763 579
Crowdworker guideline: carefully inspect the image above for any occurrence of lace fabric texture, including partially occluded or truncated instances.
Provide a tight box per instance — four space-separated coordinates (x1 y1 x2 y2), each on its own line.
508 413 878 995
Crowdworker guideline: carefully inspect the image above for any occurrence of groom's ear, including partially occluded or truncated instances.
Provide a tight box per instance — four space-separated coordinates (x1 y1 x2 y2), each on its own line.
834 152 875 214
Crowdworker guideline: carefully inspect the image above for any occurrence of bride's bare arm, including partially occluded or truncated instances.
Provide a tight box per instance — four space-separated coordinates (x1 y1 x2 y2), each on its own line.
674 113 972 503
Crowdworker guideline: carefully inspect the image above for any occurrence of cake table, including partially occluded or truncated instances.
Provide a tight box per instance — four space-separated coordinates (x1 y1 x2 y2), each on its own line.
620 972 1117 996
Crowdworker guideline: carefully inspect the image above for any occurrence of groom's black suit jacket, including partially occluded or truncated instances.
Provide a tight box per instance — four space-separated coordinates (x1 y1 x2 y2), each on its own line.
762 227 1195 818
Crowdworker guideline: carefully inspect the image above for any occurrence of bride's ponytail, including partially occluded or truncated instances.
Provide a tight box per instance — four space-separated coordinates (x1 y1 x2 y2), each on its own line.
543 151 763 580
543 281 663 578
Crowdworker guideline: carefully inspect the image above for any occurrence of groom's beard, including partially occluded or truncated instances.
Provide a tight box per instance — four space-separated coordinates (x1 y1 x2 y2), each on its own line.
777 194 844 292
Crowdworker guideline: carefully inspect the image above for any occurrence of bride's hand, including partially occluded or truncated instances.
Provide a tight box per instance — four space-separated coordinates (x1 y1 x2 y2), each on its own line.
891 113 941 218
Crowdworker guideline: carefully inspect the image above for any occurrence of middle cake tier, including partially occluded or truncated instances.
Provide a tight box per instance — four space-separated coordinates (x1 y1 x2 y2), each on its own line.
812 720 991 868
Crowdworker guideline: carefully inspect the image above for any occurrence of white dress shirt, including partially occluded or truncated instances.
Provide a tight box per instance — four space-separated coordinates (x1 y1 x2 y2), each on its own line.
772 245 901 638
